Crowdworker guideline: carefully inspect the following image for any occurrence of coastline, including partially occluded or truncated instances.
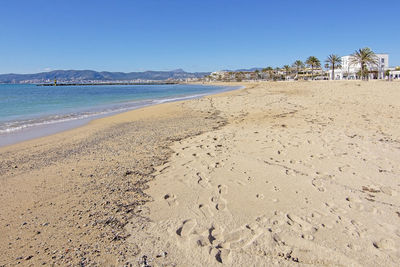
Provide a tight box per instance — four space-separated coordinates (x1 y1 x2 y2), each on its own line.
0 84 241 148
1 81 400 266
0 84 245 266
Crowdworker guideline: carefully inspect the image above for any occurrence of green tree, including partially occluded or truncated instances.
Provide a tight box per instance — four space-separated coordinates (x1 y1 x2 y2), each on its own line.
385 69 391 80
263 67 274 80
325 54 342 80
261 68 268 80
254 69 262 80
235 72 245 82
292 60 304 79
305 56 321 80
350 47 378 80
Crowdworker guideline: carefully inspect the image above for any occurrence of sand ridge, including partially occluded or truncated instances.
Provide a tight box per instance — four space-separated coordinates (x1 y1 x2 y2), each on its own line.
129 81 400 266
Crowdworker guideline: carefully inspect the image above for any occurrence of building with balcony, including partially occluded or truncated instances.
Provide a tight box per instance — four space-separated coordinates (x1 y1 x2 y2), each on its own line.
331 53 389 80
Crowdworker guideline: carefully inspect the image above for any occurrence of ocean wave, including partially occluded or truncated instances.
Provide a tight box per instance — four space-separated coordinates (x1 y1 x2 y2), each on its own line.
0 92 220 134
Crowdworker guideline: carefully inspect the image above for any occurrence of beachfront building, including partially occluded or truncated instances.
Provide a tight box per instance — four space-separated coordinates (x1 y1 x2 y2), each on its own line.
296 67 327 80
388 67 400 80
206 71 228 81
332 53 389 80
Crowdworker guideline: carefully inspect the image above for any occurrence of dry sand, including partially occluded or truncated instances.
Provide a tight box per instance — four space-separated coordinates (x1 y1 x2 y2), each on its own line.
0 100 226 266
129 81 400 266
1 81 400 266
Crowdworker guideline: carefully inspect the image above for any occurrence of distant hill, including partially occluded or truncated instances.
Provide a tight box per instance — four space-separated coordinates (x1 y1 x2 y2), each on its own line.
0 69 210 83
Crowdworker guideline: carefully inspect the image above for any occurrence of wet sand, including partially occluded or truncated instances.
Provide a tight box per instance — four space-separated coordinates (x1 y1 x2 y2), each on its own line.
1 81 400 266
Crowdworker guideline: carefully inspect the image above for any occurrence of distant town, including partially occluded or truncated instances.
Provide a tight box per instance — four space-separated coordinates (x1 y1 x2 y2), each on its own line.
206 50 400 82
1 48 399 85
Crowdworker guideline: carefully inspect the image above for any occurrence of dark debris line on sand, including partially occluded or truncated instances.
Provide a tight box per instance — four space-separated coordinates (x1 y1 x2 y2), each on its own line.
0 101 227 266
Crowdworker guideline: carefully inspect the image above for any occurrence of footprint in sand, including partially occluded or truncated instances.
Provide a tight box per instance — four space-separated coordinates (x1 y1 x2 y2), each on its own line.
211 195 228 211
163 193 178 206
373 238 396 251
216 200 227 211
325 202 348 215
256 193 264 199
225 224 264 250
348 201 364 211
380 186 397 196
286 213 315 233
199 204 214 218
196 172 211 188
177 219 197 237
215 248 231 264
198 223 264 264
218 184 228 195
311 178 326 192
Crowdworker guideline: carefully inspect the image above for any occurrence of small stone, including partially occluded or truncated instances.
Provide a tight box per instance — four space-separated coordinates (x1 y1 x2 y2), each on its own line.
124 170 133 176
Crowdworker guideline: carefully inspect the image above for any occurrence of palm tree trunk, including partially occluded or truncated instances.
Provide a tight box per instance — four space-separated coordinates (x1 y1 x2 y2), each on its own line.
311 67 314 80
332 65 335 80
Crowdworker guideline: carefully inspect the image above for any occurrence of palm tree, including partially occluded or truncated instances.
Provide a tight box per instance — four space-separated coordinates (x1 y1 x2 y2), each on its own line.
292 60 304 79
323 63 330 79
325 54 342 80
283 65 291 80
305 56 321 80
350 48 378 80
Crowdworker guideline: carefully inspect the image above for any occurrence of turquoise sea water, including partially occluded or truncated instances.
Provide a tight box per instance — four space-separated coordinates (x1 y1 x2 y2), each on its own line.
0 84 237 135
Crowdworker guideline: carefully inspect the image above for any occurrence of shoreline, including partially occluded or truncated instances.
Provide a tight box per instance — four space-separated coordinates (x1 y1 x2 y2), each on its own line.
0 83 245 266
0 84 241 148
1 81 399 266
37 82 180 86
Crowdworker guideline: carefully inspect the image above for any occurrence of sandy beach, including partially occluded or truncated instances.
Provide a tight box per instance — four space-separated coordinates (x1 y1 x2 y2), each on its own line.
1 81 400 266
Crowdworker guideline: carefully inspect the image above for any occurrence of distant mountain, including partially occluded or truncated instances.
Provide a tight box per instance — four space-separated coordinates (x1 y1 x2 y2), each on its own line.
0 69 210 83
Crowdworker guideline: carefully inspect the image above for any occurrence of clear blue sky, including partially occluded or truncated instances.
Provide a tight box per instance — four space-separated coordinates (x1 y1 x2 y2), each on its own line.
1 0 399 74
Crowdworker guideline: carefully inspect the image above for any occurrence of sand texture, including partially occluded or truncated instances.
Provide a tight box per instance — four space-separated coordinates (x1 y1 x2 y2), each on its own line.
0 101 226 266
129 81 400 266
1 81 400 266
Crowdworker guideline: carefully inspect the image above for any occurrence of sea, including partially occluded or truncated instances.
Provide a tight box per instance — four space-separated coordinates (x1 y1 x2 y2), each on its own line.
0 83 238 147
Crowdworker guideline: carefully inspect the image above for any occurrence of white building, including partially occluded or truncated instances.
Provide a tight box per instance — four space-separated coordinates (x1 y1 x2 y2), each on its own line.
388 68 400 80
332 53 389 80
